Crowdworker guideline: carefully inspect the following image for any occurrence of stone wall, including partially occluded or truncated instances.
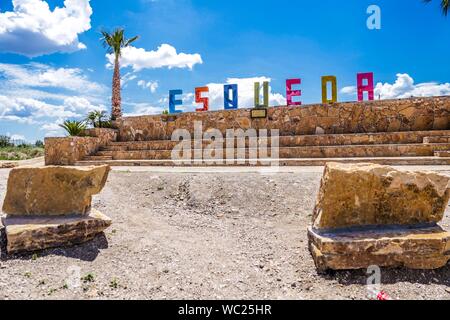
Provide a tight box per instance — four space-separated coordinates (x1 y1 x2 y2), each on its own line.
117 96 450 141
45 129 117 165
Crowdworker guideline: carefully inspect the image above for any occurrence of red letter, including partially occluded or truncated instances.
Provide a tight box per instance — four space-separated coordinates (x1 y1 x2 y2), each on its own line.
195 86 209 112
357 72 374 101
286 79 301 106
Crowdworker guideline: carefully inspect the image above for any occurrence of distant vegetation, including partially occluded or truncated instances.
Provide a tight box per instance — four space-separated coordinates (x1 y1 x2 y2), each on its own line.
0 135 44 161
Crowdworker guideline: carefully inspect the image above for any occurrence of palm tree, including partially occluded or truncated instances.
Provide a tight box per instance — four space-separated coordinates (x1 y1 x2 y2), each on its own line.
424 0 449 16
100 28 139 120
86 110 109 128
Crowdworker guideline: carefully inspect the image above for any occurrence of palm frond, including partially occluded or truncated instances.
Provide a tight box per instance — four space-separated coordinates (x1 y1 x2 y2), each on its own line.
423 0 449 16
100 28 137 57
59 120 87 137
125 36 140 47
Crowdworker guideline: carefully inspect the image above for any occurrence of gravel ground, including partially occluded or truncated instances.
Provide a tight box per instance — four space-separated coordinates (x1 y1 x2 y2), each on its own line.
0 167 450 300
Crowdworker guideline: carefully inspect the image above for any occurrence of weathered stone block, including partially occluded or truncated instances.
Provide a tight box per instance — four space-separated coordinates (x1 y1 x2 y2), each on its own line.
308 226 450 271
2 165 110 216
2 209 112 254
312 163 450 230
308 162 450 271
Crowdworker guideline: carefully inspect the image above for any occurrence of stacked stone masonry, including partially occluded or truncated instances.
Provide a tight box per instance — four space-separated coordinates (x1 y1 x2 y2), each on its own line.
43 97 450 166
45 128 117 165
117 96 449 141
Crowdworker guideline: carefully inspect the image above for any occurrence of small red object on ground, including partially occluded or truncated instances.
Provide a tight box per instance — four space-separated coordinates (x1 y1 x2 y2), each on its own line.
377 291 390 300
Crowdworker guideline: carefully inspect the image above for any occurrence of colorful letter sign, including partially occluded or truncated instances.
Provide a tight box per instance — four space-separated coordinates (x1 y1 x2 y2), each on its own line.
167 72 377 113
169 89 183 114
224 84 238 110
286 78 302 106
254 81 269 108
321 76 337 104
195 87 209 112
357 72 374 101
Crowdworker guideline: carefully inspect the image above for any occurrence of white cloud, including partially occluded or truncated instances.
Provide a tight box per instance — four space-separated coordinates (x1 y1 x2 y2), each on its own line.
107 44 203 71
340 73 450 99
41 122 65 137
0 62 107 136
137 80 159 93
0 63 105 93
203 77 285 111
41 122 61 131
7 133 26 141
0 95 76 122
0 95 106 127
121 72 138 88
123 102 164 117
340 86 356 95
63 96 106 113
375 73 450 99
0 0 93 57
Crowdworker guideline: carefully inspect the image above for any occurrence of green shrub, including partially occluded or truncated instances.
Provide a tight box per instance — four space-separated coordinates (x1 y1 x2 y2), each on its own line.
59 120 87 137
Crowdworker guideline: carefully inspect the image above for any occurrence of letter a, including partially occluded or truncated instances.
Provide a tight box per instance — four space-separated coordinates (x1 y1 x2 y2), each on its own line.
357 72 374 101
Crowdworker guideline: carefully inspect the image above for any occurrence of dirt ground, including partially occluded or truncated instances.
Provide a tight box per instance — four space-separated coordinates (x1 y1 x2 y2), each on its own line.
0 166 450 300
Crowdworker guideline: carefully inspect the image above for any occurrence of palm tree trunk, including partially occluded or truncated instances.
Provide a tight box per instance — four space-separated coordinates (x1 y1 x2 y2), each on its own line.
111 55 122 120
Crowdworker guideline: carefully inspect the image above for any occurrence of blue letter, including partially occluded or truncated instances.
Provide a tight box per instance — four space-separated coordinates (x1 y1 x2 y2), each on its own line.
224 84 238 110
169 89 183 114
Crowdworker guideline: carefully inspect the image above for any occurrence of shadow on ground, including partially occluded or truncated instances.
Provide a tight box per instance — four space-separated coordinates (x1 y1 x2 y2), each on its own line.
319 265 450 287
0 231 109 262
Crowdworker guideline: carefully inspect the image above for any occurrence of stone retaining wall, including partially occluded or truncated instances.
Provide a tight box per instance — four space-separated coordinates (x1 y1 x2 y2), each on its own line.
117 96 450 141
45 129 117 165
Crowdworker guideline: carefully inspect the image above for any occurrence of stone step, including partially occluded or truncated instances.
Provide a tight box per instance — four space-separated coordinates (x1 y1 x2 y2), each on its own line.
91 143 450 160
424 136 450 144
105 130 450 151
74 156 450 167
435 151 450 158
82 155 113 161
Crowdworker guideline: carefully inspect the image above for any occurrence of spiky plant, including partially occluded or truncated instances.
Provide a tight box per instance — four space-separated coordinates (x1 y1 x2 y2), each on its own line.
424 0 449 16
59 120 87 137
100 28 139 121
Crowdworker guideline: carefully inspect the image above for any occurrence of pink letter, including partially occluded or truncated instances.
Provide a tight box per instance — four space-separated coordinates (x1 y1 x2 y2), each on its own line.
286 79 301 106
357 72 374 101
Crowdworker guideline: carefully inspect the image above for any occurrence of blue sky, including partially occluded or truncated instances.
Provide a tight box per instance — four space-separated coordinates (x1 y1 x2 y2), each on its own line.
0 0 449 141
